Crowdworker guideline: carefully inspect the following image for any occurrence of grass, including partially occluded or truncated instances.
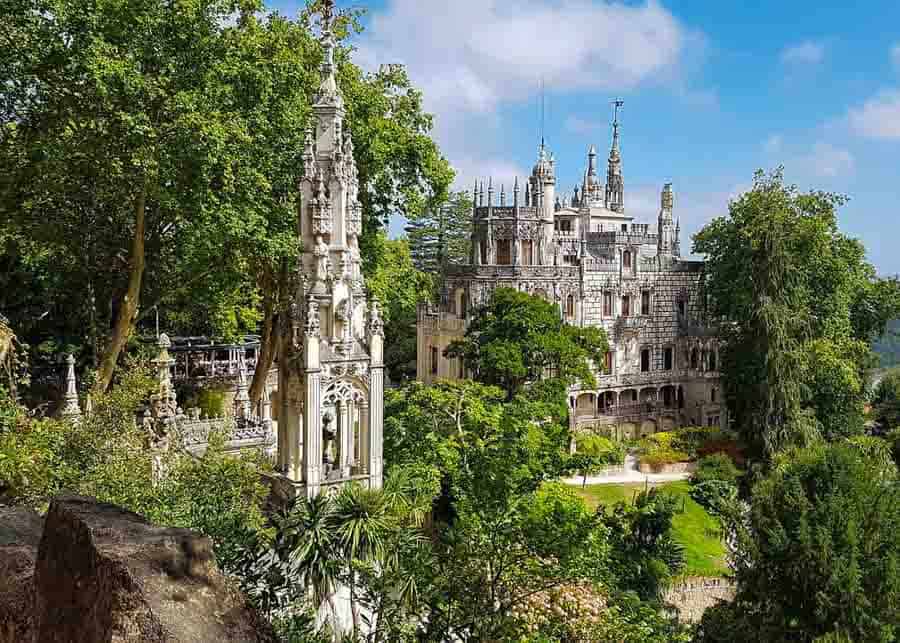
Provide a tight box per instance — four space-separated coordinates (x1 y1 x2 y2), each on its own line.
575 480 728 578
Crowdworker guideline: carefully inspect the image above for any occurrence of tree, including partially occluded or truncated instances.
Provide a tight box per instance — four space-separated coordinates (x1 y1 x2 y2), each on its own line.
1 0 454 395
405 190 473 271
366 238 433 383
571 433 626 488
694 169 900 457
447 287 608 400
873 367 900 432
700 443 900 642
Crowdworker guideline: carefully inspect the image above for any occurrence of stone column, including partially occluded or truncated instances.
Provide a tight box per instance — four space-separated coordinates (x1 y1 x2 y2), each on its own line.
368 367 384 489
357 403 369 475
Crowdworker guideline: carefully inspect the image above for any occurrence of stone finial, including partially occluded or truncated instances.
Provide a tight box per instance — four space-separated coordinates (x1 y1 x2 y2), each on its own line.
233 352 250 420
513 176 520 207
499 183 505 207
60 354 81 420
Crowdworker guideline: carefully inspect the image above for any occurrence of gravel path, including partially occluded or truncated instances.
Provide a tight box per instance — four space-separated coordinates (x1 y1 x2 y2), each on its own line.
562 453 692 486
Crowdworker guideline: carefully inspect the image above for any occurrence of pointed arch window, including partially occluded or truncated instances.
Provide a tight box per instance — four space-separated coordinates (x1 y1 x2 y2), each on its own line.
623 250 632 268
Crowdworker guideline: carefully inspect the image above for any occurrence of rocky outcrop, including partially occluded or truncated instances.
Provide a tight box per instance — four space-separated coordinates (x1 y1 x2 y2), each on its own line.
0 506 42 643
0 496 273 643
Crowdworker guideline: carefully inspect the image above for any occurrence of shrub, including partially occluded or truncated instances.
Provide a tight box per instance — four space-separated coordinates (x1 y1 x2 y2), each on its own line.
697 439 746 467
691 453 741 486
640 448 690 469
690 480 738 515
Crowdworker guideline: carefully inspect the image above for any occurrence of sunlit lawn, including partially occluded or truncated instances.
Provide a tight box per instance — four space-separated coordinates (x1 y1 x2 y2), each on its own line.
575 480 728 578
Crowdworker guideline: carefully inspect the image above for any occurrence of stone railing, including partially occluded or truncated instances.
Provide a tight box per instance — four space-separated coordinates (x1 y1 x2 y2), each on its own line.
665 577 736 623
174 412 274 457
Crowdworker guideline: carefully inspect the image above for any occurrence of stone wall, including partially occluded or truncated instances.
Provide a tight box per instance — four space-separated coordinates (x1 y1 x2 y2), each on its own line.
665 576 736 623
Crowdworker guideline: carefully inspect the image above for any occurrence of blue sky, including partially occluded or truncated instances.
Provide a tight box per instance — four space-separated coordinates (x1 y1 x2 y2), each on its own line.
269 0 900 276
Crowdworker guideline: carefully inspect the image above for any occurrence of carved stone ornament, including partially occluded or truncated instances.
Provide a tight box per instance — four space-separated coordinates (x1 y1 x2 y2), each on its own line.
304 297 321 337
369 301 385 337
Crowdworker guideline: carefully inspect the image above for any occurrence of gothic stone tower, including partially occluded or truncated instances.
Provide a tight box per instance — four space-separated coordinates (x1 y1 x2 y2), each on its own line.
275 2 384 499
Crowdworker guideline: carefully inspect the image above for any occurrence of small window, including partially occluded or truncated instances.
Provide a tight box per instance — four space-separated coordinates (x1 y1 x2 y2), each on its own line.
711 388 718 403
480 241 488 264
709 351 717 372
621 224 628 232
431 347 439 375
664 347 673 371
677 300 686 317
623 250 632 268
622 295 631 316
641 291 650 315
603 292 612 317
604 351 613 373
632 390 638 402
690 348 699 370
640 348 650 373
560 220 572 232
565 295 575 319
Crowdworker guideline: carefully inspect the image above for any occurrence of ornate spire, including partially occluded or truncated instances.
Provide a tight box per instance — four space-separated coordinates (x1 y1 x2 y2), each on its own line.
60 354 81 420
513 176 519 207
606 99 625 212
500 183 505 207
314 0 343 109
587 144 598 180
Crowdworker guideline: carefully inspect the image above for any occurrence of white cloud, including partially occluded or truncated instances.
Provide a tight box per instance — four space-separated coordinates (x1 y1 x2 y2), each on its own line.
780 40 826 65
848 89 900 140
359 0 697 186
892 43 900 69
794 142 854 178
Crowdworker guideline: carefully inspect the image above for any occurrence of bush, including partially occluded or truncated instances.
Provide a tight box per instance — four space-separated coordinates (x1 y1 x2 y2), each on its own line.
691 453 741 486
639 446 690 469
697 439 746 467
670 426 736 458
690 480 738 515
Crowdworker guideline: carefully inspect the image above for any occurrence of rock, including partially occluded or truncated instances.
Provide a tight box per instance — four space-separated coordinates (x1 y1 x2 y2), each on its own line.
32 495 273 643
0 506 43 643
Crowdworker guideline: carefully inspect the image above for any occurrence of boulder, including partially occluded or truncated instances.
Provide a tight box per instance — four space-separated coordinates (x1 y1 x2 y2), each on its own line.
0 506 42 643
33 495 273 643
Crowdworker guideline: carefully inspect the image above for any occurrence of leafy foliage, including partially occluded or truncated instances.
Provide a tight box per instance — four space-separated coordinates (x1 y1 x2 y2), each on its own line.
694 168 900 456
447 287 608 399
704 443 900 642
872 367 900 432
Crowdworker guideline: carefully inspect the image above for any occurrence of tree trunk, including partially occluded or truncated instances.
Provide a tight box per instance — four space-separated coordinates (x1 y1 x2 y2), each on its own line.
95 183 147 392
249 267 280 406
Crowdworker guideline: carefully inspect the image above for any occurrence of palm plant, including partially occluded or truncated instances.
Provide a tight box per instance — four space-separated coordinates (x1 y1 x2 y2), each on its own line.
287 493 342 620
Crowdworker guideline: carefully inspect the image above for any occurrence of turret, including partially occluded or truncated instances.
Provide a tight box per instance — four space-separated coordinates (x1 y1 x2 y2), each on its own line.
658 183 677 257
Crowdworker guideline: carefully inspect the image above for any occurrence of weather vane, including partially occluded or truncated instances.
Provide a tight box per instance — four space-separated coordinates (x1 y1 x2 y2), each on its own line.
612 98 624 125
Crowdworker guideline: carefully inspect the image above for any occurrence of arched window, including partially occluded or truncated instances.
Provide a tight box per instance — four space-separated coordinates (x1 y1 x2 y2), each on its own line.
622 295 631 316
603 292 612 316
566 295 575 318
641 291 650 315
623 250 632 268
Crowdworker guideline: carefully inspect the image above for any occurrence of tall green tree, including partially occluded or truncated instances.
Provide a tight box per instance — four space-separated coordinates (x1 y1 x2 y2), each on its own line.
698 442 900 642
694 169 900 456
447 287 608 400
405 190 473 271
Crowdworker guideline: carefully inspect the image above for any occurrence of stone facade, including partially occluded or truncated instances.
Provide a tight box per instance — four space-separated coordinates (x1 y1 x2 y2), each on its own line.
417 116 724 439
274 4 383 500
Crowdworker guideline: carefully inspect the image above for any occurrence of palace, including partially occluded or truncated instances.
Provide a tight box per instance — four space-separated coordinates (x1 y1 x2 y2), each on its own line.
416 112 724 439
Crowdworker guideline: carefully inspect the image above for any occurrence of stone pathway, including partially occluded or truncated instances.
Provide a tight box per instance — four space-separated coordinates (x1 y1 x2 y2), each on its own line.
562 453 692 486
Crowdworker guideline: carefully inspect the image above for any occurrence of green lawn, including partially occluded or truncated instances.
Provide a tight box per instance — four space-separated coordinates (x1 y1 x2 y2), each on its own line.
575 480 728 578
